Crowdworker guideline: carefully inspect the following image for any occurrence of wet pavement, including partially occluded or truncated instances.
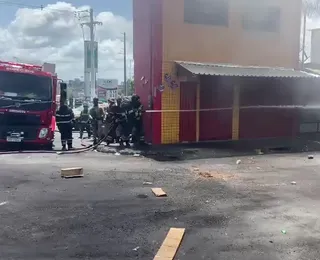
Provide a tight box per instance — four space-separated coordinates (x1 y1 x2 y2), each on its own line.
0 149 320 259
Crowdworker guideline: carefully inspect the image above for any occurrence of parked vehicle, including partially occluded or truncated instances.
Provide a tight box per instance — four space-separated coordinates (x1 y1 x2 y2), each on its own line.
0 60 58 149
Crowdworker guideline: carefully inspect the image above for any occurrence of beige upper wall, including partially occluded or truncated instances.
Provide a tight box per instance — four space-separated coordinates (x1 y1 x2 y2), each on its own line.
162 0 302 69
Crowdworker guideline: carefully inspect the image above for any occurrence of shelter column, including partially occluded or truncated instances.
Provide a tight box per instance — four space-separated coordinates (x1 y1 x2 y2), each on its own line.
232 84 240 140
196 83 200 142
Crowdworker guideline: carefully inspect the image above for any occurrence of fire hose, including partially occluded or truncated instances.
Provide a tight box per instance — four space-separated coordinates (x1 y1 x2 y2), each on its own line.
0 134 108 155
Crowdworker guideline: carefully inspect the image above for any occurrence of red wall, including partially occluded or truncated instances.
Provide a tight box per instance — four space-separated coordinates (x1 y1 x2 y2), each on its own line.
133 0 162 144
239 78 296 139
199 76 233 141
180 82 197 142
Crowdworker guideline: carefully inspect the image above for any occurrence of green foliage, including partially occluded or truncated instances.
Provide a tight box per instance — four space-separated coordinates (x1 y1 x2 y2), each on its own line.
127 79 134 95
304 0 320 17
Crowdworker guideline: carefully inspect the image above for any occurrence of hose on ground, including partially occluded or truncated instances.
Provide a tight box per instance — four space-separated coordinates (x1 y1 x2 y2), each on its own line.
0 135 107 155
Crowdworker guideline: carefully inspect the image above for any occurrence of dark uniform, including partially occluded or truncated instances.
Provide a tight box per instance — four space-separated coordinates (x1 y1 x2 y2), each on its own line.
105 99 117 145
89 98 104 145
56 101 74 150
115 98 130 147
131 95 145 145
79 104 91 139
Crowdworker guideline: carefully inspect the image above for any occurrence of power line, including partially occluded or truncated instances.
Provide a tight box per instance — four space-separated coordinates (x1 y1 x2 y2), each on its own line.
0 0 41 9
0 0 83 14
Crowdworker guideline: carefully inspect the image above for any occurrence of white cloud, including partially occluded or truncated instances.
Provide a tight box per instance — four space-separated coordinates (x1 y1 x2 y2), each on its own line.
0 2 133 81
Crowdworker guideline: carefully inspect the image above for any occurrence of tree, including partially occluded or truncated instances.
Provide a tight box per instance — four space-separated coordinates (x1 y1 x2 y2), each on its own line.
301 0 320 67
127 79 134 96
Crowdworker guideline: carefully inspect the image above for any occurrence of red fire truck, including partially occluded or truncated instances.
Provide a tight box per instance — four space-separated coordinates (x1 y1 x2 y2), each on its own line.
0 61 58 149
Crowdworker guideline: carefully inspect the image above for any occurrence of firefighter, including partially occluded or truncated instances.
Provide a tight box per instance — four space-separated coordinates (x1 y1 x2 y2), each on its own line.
56 95 74 150
131 94 145 145
105 99 117 145
79 103 91 139
115 97 130 147
89 97 104 145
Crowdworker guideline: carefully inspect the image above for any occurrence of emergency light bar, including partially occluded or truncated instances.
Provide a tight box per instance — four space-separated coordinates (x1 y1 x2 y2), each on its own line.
0 60 43 72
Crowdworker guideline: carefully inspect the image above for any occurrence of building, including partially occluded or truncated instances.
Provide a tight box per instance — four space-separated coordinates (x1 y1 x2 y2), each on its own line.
68 78 84 98
133 0 320 145
96 79 118 101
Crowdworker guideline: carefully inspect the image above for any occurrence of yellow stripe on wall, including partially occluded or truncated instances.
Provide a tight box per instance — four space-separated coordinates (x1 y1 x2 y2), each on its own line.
161 61 180 144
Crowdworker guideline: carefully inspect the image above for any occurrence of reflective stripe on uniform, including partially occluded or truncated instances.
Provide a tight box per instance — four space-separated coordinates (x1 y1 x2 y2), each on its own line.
57 120 72 124
56 113 72 117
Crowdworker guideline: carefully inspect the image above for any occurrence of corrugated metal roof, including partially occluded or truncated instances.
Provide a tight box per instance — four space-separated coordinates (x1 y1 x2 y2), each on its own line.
176 61 319 78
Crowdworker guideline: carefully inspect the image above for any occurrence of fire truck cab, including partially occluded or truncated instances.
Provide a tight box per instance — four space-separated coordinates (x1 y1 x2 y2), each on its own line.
0 60 58 150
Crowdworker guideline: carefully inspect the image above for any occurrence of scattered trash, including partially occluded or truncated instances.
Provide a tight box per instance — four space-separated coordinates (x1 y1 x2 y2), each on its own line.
56 152 62 155
269 240 273 243
193 167 200 171
236 160 241 165
0 201 8 206
133 153 140 157
256 167 261 170
281 229 287 234
151 188 167 197
143 181 153 185
174 217 178 220
205 200 210 203
308 155 314 159
115 152 120 156
132 246 140 251
61 167 84 178
291 181 297 185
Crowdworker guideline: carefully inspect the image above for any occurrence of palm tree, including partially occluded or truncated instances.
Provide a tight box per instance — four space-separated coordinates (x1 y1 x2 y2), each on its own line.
301 0 320 67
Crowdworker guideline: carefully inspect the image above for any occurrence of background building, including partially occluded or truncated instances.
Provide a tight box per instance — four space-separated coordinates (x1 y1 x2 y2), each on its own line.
134 0 319 145
96 79 118 101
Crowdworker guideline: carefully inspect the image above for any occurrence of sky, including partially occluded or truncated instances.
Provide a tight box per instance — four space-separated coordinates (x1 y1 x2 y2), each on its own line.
0 0 133 82
0 1 320 82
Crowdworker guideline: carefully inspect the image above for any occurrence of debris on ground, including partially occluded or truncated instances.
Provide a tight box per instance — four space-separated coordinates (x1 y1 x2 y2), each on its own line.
151 188 167 197
61 167 84 178
154 228 185 260
143 181 153 185
0 201 8 206
115 152 121 156
291 181 297 185
197 170 235 181
193 167 200 171
132 246 140 251
255 149 264 155
136 194 148 199
199 172 213 178
236 159 241 165
281 229 287 234
133 153 140 157
308 155 314 159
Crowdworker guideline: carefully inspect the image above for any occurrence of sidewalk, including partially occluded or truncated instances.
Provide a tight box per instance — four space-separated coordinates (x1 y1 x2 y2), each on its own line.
96 137 320 161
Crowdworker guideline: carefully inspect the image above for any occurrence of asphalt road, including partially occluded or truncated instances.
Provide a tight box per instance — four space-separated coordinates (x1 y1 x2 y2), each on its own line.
0 151 320 259
54 131 91 150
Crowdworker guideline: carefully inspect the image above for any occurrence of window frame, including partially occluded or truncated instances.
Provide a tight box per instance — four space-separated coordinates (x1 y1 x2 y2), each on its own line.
184 0 229 27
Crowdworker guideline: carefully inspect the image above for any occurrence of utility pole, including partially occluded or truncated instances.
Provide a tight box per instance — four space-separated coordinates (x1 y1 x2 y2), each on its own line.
81 9 102 102
123 32 127 96
89 8 96 101
301 10 307 69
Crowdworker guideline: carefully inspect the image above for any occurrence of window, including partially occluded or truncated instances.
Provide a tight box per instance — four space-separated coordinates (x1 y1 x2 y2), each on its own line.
0 71 52 101
184 0 229 27
242 6 281 32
